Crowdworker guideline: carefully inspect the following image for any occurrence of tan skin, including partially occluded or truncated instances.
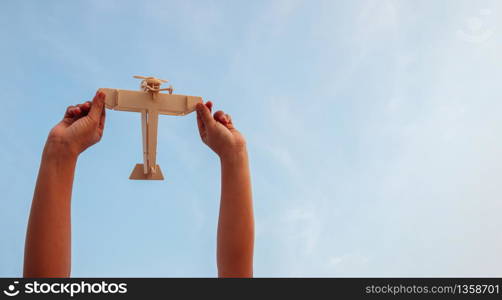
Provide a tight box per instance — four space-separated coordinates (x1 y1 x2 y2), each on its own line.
24 91 106 277
24 93 254 278
196 101 254 277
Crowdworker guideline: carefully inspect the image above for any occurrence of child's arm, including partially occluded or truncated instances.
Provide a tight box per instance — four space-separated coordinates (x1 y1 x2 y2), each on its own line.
196 101 254 278
24 91 106 277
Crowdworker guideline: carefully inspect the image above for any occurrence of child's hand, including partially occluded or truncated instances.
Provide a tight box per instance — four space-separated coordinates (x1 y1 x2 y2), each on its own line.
196 101 246 159
47 91 106 157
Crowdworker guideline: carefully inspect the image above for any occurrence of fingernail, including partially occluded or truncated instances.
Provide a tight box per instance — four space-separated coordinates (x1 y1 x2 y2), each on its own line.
221 115 228 124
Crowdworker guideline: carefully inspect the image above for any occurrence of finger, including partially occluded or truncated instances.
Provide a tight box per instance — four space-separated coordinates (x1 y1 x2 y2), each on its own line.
213 110 228 125
69 102 92 119
78 102 91 114
196 108 205 134
88 91 105 123
225 113 235 129
206 101 213 112
65 105 76 118
62 106 77 125
99 105 106 131
196 102 215 127
196 110 208 141
72 106 82 116
66 106 82 118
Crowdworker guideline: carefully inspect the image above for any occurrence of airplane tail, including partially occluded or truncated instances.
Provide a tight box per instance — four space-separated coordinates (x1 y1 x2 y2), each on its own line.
129 164 164 180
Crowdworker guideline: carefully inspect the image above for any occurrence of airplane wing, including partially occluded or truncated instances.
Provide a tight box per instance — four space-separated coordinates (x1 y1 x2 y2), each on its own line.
100 88 202 115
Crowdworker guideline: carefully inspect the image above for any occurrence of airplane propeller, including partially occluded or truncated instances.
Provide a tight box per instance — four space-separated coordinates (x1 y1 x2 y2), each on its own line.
133 75 168 83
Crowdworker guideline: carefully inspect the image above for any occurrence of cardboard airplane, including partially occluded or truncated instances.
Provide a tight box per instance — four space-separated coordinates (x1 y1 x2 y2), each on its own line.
100 76 202 180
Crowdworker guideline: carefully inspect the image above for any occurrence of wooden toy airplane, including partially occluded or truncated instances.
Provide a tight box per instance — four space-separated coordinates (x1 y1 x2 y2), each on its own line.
100 76 202 180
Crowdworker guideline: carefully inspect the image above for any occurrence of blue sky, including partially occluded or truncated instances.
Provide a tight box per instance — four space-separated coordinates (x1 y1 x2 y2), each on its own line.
1 0 502 277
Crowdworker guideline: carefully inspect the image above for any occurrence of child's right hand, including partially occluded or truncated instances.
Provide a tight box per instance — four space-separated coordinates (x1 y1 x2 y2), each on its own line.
47 91 106 158
196 101 246 159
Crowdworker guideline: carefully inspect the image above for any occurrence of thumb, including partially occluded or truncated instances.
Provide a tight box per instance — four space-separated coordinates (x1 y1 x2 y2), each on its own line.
89 91 105 123
196 102 215 126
